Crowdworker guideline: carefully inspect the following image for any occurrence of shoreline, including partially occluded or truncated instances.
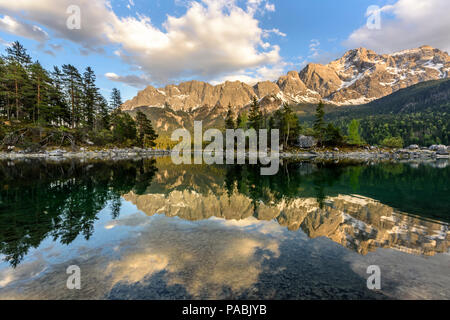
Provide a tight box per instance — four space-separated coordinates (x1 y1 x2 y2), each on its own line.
282 148 450 161
0 147 449 164
0 148 171 161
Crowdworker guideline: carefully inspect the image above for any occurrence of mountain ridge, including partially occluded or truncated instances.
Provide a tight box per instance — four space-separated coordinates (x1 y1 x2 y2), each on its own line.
122 45 450 113
324 78 450 119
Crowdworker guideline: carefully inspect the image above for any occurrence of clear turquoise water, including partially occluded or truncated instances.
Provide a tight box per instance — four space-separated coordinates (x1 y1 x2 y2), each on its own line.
0 158 449 299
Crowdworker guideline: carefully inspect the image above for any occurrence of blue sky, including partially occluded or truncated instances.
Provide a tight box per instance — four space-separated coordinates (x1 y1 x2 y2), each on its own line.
0 0 448 101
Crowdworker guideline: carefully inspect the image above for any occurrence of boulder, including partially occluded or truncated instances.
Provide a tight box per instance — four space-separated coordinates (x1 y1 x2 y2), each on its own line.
407 144 419 150
297 136 317 148
429 145 446 151
48 149 64 157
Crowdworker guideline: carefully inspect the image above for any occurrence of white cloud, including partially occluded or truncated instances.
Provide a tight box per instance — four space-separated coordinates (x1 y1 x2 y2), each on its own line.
0 15 49 42
309 39 320 58
265 3 275 12
246 0 263 14
0 0 112 51
0 0 283 85
298 39 343 66
0 37 11 47
110 0 281 83
105 72 151 88
246 0 275 15
126 0 135 10
210 62 287 85
263 28 286 38
49 43 63 51
345 0 450 53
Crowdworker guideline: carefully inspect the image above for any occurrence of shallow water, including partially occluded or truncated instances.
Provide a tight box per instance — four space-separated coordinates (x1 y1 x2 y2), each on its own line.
0 158 449 300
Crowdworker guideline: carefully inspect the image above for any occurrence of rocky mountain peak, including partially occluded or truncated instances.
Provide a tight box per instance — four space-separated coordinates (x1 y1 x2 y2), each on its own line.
122 45 450 113
276 71 305 93
254 81 280 98
299 63 342 98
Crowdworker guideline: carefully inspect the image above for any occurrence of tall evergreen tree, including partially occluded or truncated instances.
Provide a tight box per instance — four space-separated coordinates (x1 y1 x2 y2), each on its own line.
237 111 248 129
0 56 9 119
82 66 99 129
50 66 70 125
248 96 263 131
4 41 31 120
281 103 300 147
347 119 363 145
225 104 235 129
62 64 82 128
269 104 300 147
324 123 344 146
95 93 110 131
29 61 51 123
135 111 158 148
111 109 137 144
110 88 123 110
313 101 326 145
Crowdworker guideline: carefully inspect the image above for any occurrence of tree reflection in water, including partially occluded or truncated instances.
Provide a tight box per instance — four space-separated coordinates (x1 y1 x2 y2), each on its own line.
0 158 449 267
0 159 157 267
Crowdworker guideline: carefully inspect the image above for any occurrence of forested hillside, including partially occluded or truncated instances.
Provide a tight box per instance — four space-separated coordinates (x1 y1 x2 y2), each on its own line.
299 80 450 146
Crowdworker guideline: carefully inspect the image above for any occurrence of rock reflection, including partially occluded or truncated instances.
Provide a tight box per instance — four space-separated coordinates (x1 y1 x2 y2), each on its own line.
0 158 449 300
124 191 449 257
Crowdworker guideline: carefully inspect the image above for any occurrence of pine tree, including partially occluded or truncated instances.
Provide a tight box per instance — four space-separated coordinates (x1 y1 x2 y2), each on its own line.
347 119 363 145
225 104 235 129
248 96 262 131
0 56 9 119
313 101 326 145
62 64 82 128
82 67 99 129
281 103 300 147
95 93 110 131
111 109 137 144
29 61 51 123
0 42 117 144
50 66 70 126
136 110 158 148
237 111 248 129
110 88 123 110
324 123 344 146
4 41 31 120
268 115 275 130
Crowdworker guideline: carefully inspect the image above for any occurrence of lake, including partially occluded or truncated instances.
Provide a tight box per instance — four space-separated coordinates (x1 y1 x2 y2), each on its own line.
0 157 449 300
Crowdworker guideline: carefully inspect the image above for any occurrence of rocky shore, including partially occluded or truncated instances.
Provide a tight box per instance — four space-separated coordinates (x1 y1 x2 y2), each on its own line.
282 146 450 162
0 145 449 164
0 147 171 161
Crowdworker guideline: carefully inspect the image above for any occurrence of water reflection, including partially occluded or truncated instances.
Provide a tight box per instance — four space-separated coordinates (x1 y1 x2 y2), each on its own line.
0 158 449 299
0 159 157 267
126 189 449 255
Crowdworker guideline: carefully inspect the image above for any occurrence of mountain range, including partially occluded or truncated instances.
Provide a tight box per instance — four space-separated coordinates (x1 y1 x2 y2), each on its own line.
122 45 450 134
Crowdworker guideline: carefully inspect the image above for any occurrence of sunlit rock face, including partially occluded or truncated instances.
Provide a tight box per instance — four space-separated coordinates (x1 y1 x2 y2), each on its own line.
324 46 450 104
123 191 449 257
122 46 450 112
